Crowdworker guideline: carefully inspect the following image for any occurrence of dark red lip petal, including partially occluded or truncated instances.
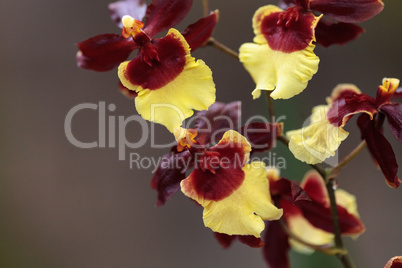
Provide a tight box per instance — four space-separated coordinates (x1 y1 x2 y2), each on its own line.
261 9 317 53
124 33 187 90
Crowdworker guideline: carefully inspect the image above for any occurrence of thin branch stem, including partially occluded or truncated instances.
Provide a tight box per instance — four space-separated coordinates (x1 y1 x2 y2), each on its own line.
326 179 343 248
329 141 366 180
326 178 356 268
202 0 209 17
207 38 239 60
265 90 276 123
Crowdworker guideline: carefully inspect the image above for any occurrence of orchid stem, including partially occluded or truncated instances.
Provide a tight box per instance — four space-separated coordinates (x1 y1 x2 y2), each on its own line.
202 0 209 17
265 90 276 123
207 38 239 60
329 141 366 180
326 178 356 268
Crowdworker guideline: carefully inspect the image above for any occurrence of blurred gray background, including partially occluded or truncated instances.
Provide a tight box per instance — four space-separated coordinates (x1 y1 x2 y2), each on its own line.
1 0 401 267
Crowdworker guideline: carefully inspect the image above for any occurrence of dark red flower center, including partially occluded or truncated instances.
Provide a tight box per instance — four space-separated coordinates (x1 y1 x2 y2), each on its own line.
124 33 186 90
261 7 316 53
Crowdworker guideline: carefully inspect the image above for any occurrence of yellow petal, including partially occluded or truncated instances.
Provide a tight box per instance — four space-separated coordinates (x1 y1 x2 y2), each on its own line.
335 189 360 218
119 29 216 132
287 105 349 164
182 161 283 237
287 214 334 254
239 40 319 100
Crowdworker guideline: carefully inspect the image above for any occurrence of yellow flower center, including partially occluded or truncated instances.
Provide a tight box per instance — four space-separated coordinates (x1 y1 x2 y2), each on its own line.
174 127 198 152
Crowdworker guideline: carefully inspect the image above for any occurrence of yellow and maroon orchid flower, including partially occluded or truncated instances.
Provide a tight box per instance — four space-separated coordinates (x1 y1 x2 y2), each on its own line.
151 101 283 207
328 78 401 188
151 102 284 237
286 104 349 165
180 131 283 237
264 169 365 268
279 0 384 47
76 0 219 132
240 0 384 100
239 5 321 100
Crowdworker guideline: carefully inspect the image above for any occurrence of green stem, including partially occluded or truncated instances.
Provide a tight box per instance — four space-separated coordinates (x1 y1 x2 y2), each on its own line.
326 178 356 268
265 90 276 123
329 141 366 180
207 38 239 60
202 0 209 17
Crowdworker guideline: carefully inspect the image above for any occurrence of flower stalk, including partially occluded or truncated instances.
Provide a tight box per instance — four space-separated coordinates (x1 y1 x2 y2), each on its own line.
207 37 239 60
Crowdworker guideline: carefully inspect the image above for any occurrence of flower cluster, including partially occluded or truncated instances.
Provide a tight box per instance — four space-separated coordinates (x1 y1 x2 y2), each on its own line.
75 0 402 267
77 0 219 132
239 0 383 99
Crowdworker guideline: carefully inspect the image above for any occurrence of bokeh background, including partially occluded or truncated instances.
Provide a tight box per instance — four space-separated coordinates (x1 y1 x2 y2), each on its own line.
1 0 401 267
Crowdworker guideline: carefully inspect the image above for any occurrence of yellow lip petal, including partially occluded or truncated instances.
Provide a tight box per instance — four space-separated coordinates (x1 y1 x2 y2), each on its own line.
182 161 283 237
240 42 319 99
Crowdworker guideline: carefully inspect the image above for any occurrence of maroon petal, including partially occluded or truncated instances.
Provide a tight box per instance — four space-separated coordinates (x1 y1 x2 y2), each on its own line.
187 159 244 201
182 10 219 51
185 133 250 201
315 19 364 47
309 0 384 23
380 103 402 142
213 232 236 248
214 233 264 248
143 0 193 38
327 88 377 127
270 178 311 203
76 34 137 72
151 150 193 206
357 114 399 188
263 221 290 268
109 0 147 28
298 199 365 235
240 122 283 153
238 235 265 248
194 101 241 146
